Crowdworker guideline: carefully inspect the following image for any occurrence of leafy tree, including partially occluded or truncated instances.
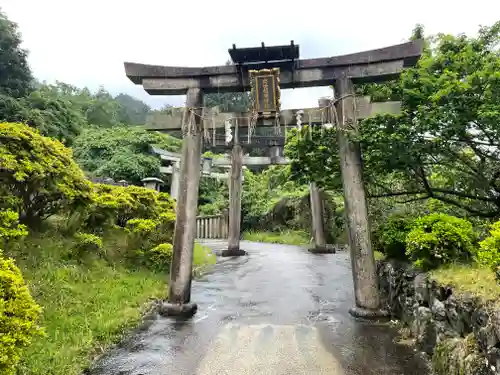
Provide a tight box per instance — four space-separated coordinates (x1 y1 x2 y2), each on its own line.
285 126 341 191
0 122 92 228
0 85 87 145
22 87 87 145
72 125 181 184
286 21 500 218
85 87 122 127
115 93 151 125
35 82 125 127
0 9 33 98
361 21 500 217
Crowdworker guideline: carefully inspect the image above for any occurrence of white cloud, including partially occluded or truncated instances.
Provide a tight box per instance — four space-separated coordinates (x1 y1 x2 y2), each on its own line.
2 0 499 109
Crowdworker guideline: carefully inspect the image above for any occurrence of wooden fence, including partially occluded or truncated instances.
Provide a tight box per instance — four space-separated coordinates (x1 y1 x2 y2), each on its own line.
196 214 228 239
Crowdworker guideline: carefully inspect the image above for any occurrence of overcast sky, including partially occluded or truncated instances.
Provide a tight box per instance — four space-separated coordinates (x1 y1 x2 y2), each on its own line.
2 1 499 110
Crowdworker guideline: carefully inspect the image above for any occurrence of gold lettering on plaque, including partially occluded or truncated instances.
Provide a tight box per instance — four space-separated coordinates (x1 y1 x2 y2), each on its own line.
262 78 269 111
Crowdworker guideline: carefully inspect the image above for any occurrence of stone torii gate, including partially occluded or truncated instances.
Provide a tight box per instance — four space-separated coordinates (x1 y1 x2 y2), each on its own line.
151 146 233 200
124 40 422 318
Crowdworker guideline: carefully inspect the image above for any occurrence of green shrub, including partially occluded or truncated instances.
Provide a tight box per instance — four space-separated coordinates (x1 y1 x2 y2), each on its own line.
0 122 92 229
374 212 415 260
475 220 500 269
72 232 103 259
83 184 176 232
0 209 28 248
0 252 42 375
125 186 160 220
405 213 475 271
125 219 163 251
138 243 173 272
84 184 137 230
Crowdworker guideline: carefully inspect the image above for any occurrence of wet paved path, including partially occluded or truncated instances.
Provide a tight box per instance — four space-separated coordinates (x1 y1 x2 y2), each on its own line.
89 241 429 375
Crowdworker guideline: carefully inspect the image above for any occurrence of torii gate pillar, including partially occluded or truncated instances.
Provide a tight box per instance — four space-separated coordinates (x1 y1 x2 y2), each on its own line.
161 88 203 317
308 183 332 254
334 78 387 319
222 121 246 256
170 160 181 201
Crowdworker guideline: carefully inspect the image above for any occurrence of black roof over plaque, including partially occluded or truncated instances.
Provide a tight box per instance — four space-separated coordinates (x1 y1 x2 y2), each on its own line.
229 41 300 66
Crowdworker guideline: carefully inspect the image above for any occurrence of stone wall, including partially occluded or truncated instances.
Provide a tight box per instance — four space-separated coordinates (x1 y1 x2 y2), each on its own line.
377 261 499 375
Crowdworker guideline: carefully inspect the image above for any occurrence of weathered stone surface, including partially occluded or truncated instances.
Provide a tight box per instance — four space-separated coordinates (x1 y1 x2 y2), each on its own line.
220 249 248 257
348 306 390 321
414 273 430 306
477 323 499 352
432 298 447 321
307 246 336 254
377 260 500 374
158 302 198 318
413 306 437 354
125 40 424 95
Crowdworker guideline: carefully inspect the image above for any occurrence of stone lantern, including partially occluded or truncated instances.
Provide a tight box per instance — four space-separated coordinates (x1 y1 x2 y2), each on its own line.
201 157 213 176
141 177 164 192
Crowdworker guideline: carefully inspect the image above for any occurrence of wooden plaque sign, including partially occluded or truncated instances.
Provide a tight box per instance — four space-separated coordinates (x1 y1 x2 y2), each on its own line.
249 68 281 114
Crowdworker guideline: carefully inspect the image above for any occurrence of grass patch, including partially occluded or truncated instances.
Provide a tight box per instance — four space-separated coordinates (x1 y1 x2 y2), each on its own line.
9 232 215 375
193 243 216 266
430 264 500 302
243 230 311 246
192 243 217 277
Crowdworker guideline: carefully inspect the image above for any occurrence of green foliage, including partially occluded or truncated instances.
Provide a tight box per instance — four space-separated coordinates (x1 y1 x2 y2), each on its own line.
0 209 28 247
81 184 176 254
83 184 136 230
242 165 307 226
114 93 151 125
0 81 91 146
36 82 143 128
22 87 87 145
0 10 33 98
126 218 158 234
73 125 180 184
243 230 310 246
360 21 500 217
406 213 476 270
0 252 42 375
0 90 87 146
124 216 175 261
475 220 500 269
192 243 216 268
10 231 166 375
285 22 500 217
137 243 173 272
84 87 122 127
204 91 251 112
198 177 228 214
124 219 159 253
373 212 415 260
0 82 154 146
285 126 341 191
0 122 93 228
72 232 103 259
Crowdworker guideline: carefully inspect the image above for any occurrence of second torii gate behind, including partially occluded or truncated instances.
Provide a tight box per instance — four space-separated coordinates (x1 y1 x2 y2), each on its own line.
152 141 329 251
149 96 402 254
151 146 242 200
